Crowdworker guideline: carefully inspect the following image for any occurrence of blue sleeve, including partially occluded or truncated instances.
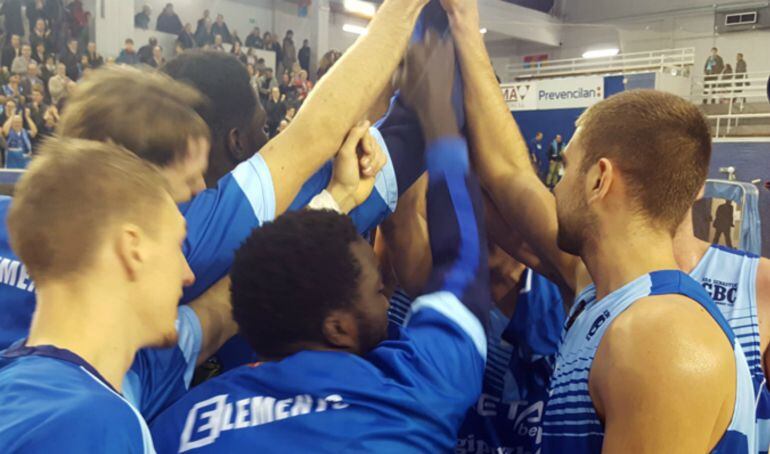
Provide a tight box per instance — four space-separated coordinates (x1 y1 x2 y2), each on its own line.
180 153 275 303
123 306 203 422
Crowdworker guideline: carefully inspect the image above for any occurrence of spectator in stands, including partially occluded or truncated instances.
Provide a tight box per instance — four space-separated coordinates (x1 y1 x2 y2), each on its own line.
283 105 296 124
3 74 24 101
135 4 151 29
2 35 22 70
279 71 297 103
116 38 139 65
211 14 232 43
48 62 73 106
138 37 157 64
282 30 296 73
212 34 225 52
734 53 748 106
276 119 288 134
704 47 724 104
257 67 278 105
1 0 25 38
720 63 733 103
85 42 103 68
263 32 273 53
196 19 214 47
232 30 242 46
298 39 310 72
157 3 183 35
247 63 259 93
41 55 56 91
246 27 263 49
231 41 247 65
26 0 46 33
38 103 58 140
44 0 64 51
195 9 210 35
77 54 90 78
21 62 43 96
265 85 286 137
66 0 88 45
59 38 80 81
178 23 196 50
268 32 282 61
32 42 46 65
26 86 47 135
255 57 267 73
529 131 544 170
293 69 313 101
11 44 32 75
30 18 52 54
148 46 165 68
3 113 35 168
317 49 341 80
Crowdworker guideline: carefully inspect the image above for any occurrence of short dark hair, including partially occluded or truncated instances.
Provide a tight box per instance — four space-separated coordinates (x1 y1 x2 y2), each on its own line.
125 38 134 44
576 90 711 233
231 210 363 358
711 47 718 52
163 50 257 150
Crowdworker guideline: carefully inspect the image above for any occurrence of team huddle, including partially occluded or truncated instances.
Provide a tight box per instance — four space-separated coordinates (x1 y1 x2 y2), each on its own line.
0 0 767 452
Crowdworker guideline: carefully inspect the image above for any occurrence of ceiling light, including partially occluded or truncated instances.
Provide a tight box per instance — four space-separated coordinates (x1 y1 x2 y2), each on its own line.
343 23 368 35
344 0 376 18
582 48 620 59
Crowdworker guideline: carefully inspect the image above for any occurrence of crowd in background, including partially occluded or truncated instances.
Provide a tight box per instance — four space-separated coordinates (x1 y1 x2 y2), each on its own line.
0 0 95 167
703 47 749 105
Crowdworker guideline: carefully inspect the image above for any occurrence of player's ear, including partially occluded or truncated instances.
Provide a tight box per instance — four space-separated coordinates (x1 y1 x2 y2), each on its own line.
115 223 146 281
588 157 613 204
226 128 250 162
322 310 358 352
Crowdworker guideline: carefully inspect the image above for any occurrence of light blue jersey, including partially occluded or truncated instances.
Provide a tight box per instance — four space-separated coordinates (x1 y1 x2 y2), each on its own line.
542 270 755 453
691 245 770 454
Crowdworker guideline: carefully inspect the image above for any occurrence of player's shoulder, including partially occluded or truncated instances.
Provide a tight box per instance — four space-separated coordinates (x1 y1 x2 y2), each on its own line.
602 294 734 370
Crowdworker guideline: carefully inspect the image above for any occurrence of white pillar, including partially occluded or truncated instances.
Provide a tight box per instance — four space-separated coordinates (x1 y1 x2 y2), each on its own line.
309 0 330 76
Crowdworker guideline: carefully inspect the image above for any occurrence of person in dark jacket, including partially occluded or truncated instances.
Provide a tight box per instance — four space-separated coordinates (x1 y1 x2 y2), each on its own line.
195 9 210 37
138 37 157 64
157 3 183 35
298 39 311 72
116 38 139 65
2 35 22 69
26 0 47 33
178 23 196 50
211 14 231 43
1 0 25 38
282 30 296 73
58 38 79 81
264 86 286 137
85 42 103 69
134 4 151 30
195 19 213 47
703 47 725 104
245 27 263 49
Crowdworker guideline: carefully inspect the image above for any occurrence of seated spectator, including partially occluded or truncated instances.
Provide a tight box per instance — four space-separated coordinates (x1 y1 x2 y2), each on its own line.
11 44 32 75
2 35 22 69
245 27 263 49
211 14 231 43
148 46 166 68
29 18 53 55
231 41 247 65
282 30 296 73
157 2 183 35
85 42 103 69
3 113 35 168
280 71 297 103
116 38 139 65
138 37 157 64
26 0 46 33
293 69 313 101
257 67 277 105
59 38 80 81
195 19 214 47
264 86 286 137
48 62 73 107
3 74 25 101
255 57 267 73
178 23 196 50
31 42 46 65
135 4 151 29
21 62 44 96
212 34 225 52
298 39 311 72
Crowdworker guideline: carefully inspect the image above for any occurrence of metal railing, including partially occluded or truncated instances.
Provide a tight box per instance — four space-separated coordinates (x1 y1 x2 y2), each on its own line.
691 71 770 138
710 113 770 138
507 48 695 80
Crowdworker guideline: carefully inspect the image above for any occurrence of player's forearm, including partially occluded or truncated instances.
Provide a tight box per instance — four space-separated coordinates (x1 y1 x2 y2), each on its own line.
448 14 533 182
279 0 426 181
187 277 239 366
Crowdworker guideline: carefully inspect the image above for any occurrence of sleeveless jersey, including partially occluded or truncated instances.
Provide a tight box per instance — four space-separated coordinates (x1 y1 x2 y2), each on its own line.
691 245 769 453
542 270 756 453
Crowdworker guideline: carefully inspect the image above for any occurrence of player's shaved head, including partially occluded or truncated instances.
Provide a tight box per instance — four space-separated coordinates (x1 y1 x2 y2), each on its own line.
8 138 171 284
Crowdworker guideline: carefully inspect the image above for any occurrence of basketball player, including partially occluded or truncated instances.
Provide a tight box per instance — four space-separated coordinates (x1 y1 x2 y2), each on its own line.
150 33 491 453
441 0 756 451
0 139 195 451
675 205 770 452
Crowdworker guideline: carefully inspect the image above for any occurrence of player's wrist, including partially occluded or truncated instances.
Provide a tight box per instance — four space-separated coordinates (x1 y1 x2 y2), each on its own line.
325 184 356 214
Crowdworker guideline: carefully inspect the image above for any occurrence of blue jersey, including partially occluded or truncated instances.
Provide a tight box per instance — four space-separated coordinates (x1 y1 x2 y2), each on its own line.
0 345 155 453
0 128 398 353
691 245 770 454
151 296 486 453
542 270 756 453
457 270 566 454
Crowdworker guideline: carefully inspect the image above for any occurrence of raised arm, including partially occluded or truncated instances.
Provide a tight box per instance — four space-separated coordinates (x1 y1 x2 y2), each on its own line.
442 0 580 294
260 0 428 214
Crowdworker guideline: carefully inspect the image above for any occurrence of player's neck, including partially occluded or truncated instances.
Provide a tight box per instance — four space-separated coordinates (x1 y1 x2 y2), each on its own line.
583 222 680 300
27 281 142 393
673 212 711 274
